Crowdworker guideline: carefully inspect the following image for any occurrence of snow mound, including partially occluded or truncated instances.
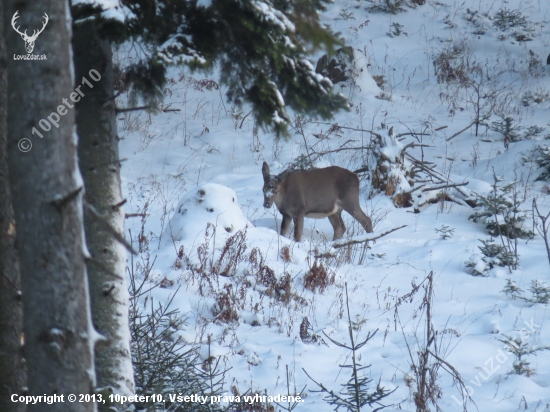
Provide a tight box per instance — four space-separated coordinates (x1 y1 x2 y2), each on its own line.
352 53 383 97
162 183 251 246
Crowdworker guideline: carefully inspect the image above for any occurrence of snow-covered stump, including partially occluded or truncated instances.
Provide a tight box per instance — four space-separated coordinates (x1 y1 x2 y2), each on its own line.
368 128 476 211
162 183 250 248
370 130 415 207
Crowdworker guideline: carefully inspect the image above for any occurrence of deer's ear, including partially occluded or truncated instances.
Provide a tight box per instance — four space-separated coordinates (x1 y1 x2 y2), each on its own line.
262 162 270 180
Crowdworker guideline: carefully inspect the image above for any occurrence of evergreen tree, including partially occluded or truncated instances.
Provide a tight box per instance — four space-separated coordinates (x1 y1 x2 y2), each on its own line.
120 0 348 136
6 0 95 408
0 3 26 410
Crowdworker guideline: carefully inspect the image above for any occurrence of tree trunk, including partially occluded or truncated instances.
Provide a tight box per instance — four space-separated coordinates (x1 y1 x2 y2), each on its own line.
72 17 135 404
0 2 27 410
5 1 95 410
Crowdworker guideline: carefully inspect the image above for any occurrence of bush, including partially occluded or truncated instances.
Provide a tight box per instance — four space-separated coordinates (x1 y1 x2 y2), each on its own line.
469 178 533 240
534 144 550 181
498 334 550 377
303 261 334 293
489 116 543 148
130 293 227 411
466 239 518 275
493 8 535 42
469 173 532 272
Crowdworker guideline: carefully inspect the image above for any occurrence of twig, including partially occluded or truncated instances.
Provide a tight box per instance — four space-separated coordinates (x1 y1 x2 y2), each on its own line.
314 121 383 141
532 198 550 267
85 202 138 255
421 182 469 192
50 186 83 209
331 225 407 249
125 213 148 219
239 110 252 129
396 132 431 138
310 144 374 158
402 142 433 151
112 199 127 210
406 153 472 199
426 349 477 409
446 120 476 142
115 105 150 113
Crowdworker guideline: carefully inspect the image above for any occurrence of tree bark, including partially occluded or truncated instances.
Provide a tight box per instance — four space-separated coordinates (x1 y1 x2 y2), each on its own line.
72 17 135 404
5 1 95 410
0 2 27 410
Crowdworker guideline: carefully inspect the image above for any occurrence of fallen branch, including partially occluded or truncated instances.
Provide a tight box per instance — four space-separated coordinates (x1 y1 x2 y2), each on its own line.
396 132 431 138
445 120 476 142
314 122 383 141
421 181 469 192
402 142 433 151
413 192 470 211
331 225 407 249
115 105 149 114
405 153 473 199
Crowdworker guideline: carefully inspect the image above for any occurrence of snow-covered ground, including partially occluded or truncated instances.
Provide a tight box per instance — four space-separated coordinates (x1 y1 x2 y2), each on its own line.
119 0 550 410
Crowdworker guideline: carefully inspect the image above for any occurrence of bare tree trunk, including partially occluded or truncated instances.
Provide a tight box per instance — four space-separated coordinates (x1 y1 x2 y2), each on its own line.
5 1 96 410
0 2 27 410
72 16 135 404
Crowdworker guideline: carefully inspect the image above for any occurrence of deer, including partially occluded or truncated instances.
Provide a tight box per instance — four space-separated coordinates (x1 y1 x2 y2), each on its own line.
11 11 49 54
261 162 373 242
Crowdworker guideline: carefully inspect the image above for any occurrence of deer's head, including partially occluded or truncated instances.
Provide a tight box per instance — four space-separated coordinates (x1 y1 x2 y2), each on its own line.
261 162 282 209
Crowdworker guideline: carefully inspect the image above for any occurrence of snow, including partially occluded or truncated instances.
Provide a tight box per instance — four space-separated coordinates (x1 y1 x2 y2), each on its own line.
119 0 550 410
161 183 250 247
72 0 133 22
251 1 296 33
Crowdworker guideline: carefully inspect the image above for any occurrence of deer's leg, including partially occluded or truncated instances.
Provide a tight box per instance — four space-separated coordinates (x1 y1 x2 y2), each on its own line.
280 214 292 238
292 212 305 242
342 200 373 233
339 213 347 237
328 211 346 240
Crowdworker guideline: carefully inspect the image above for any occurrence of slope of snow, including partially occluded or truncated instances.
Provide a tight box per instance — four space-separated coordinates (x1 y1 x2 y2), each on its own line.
119 0 550 410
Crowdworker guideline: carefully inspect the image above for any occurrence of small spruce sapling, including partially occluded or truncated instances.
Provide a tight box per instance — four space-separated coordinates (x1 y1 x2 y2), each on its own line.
469 171 533 272
501 279 550 305
387 22 407 37
490 116 521 148
303 283 396 411
492 8 536 42
490 116 544 149
465 239 518 276
528 280 550 304
274 365 307 412
434 225 455 240
498 334 550 377
533 147 550 181
501 278 523 299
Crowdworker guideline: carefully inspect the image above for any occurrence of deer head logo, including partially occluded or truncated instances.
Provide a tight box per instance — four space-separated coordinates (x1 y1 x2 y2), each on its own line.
11 11 49 54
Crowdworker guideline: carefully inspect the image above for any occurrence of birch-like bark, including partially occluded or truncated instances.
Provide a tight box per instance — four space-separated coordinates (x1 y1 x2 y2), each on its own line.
72 16 135 404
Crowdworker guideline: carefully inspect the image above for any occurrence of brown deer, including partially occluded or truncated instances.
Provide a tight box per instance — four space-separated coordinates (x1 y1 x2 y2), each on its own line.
262 162 373 242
